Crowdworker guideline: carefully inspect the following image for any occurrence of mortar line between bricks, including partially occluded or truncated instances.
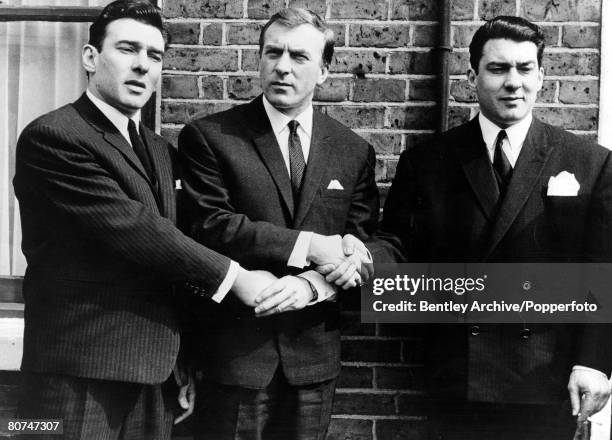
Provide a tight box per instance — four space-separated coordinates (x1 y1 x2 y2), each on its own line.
162 99 441 107
449 102 598 109
450 20 600 26
331 415 427 420
343 24 349 47
544 47 600 53
165 17 601 26
162 71 437 80
336 388 426 395
165 18 441 25
160 124 433 136
167 45 438 52
449 75 599 81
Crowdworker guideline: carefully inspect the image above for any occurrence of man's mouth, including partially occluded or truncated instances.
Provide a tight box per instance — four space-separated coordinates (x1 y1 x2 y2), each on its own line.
125 80 146 90
271 82 292 88
500 96 523 101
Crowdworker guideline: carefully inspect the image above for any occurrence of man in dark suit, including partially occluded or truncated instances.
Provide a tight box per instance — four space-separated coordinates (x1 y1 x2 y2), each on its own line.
377 16 612 439
13 1 276 438
178 8 379 439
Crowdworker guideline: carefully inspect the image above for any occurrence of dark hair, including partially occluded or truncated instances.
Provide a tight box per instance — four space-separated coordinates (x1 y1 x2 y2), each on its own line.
88 0 167 51
469 16 545 72
259 8 335 67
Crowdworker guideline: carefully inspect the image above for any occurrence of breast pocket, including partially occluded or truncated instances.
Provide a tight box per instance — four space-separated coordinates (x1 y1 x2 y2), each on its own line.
313 188 352 233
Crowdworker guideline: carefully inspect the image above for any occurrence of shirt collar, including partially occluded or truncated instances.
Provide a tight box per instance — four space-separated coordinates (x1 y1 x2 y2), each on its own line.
262 95 313 138
86 89 141 136
478 112 532 152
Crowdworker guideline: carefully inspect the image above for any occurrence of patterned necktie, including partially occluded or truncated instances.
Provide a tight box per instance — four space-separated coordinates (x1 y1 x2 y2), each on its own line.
493 129 512 193
128 119 156 187
288 120 306 200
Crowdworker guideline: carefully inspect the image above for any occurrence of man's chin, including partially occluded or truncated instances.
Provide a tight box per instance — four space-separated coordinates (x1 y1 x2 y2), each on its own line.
265 94 292 107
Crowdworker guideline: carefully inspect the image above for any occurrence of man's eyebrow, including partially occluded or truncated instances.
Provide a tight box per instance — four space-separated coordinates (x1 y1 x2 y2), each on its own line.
263 43 283 50
116 39 165 55
289 48 309 56
115 39 139 47
486 60 536 67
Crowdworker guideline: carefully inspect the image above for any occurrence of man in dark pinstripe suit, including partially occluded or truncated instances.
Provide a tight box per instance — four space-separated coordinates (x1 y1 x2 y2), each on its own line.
12 1 275 439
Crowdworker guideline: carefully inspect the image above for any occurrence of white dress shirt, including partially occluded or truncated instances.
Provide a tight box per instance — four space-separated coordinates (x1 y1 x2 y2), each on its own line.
478 112 532 168
262 96 335 303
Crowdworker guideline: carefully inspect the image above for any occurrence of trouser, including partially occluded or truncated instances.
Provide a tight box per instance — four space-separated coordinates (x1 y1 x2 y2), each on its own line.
18 371 176 440
193 369 336 440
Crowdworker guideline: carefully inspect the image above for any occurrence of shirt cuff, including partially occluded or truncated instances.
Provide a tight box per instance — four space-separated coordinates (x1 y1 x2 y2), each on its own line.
298 270 337 305
572 365 609 379
211 260 240 303
287 231 313 268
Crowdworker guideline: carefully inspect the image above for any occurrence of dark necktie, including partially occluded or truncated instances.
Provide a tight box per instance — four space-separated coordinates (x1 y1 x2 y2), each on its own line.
493 129 512 193
288 120 306 200
128 119 156 187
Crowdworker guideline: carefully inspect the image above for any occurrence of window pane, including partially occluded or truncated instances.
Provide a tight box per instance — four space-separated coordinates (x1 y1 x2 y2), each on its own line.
0 18 103 276
3 0 108 7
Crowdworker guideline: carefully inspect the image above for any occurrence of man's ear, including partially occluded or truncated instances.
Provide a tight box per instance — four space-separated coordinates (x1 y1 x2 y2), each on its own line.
467 67 477 88
82 44 98 75
316 64 329 86
536 66 544 92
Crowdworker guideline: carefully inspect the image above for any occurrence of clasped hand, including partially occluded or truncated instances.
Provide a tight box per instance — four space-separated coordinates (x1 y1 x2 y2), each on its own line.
310 233 373 289
231 269 314 317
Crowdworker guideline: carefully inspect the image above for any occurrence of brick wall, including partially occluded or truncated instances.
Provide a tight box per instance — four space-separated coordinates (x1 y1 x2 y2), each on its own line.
0 1 601 439
160 0 602 438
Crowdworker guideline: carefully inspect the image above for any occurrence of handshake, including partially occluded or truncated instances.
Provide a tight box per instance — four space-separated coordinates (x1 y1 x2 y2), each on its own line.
231 233 373 317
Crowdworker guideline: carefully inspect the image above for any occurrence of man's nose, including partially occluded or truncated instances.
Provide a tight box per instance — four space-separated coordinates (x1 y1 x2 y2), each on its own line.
133 51 150 73
503 68 521 89
274 52 291 75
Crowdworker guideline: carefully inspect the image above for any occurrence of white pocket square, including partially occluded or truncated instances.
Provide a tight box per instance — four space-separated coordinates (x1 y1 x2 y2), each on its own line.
327 179 344 190
175 179 182 190
547 171 579 196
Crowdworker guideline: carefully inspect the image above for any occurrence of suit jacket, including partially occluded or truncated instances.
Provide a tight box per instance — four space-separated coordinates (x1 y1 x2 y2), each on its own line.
13 94 231 384
178 96 379 388
377 116 612 404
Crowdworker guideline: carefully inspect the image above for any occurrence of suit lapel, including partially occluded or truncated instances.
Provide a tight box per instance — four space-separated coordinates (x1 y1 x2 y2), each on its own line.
484 118 554 258
293 111 331 229
248 97 295 218
453 118 499 222
73 94 152 185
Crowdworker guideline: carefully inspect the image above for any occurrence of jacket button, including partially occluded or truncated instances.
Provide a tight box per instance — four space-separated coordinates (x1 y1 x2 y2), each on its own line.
521 328 531 339
470 325 480 336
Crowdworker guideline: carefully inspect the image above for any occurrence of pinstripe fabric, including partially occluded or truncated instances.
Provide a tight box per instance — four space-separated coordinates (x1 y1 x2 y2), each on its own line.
13 94 231 384
18 372 176 440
